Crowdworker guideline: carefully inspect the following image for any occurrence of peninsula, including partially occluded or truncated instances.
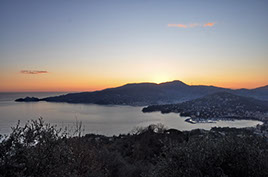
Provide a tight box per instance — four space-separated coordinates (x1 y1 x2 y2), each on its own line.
15 80 268 106
142 92 268 122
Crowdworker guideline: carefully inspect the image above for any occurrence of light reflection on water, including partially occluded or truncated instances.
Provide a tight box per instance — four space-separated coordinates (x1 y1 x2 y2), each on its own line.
0 93 263 136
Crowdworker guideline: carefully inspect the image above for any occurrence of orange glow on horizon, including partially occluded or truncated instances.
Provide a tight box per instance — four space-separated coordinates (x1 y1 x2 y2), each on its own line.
1 67 267 92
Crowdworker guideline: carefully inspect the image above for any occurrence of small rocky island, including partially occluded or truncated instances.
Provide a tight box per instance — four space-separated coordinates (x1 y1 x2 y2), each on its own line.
143 92 268 122
15 97 40 102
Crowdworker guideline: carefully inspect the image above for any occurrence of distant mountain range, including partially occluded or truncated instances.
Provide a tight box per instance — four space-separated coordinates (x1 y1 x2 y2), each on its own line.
142 92 268 121
15 80 268 106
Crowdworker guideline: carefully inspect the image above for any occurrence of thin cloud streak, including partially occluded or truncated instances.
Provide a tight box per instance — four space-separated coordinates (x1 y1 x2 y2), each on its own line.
168 22 215 28
168 24 187 28
20 70 48 74
203 22 216 27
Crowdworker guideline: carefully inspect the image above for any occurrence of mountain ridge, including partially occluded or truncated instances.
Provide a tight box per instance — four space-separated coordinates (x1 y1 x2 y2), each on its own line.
15 80 268 106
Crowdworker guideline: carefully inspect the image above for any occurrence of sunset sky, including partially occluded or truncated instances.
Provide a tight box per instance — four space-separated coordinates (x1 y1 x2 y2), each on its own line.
1 0 267 92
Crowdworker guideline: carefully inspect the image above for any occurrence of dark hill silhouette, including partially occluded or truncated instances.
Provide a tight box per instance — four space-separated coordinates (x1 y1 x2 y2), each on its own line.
234 85 268 101
15 80 268 106
254 85 268 91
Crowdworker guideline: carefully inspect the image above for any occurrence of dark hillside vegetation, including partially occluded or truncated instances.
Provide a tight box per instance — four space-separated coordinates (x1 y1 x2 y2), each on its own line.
143 92 268 121
1 118 268 177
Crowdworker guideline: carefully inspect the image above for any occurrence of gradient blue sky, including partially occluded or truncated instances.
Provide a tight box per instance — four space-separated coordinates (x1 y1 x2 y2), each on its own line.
1 0 268 91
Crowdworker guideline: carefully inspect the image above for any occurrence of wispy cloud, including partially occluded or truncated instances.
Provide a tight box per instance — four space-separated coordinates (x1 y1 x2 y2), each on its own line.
203 22 216 27
168 22 215 28
168 24 188 28
20 70 48 74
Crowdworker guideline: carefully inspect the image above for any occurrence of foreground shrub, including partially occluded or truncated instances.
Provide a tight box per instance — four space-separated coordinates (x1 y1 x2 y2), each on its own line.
147 132 268 177
0 119 268 177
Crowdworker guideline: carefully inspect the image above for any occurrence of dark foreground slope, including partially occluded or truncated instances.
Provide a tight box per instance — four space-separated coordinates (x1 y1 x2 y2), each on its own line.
1 119 268 177
15 81 268 106
143 92 268 121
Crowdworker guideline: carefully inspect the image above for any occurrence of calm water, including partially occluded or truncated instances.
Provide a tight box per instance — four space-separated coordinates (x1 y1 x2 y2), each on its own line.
0 93 263 136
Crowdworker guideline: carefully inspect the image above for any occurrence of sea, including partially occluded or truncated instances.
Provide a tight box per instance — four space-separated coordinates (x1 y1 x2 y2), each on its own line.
0 92 263 136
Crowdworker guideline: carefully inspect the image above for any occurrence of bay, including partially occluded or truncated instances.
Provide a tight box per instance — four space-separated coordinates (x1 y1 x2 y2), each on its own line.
0 93 263 136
